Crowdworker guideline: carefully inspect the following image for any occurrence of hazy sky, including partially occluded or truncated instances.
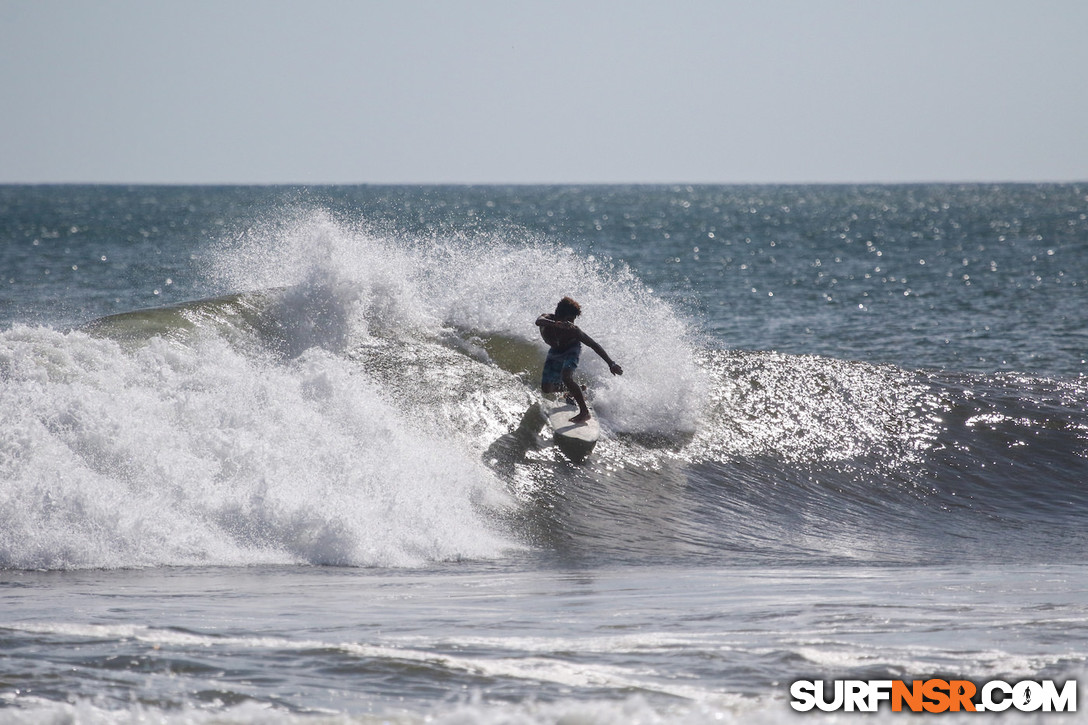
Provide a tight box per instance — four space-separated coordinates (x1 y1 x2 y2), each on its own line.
2 0 1086 184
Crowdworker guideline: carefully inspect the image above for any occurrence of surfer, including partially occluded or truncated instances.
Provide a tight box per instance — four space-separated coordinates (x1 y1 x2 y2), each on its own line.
536 297 623 423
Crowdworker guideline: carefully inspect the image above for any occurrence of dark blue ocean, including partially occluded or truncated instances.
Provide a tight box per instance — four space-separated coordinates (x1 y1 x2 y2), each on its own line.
1 184 1087 722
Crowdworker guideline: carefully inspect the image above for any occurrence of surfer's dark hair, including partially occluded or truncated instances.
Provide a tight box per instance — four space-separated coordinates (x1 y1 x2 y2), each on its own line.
555 297 582 319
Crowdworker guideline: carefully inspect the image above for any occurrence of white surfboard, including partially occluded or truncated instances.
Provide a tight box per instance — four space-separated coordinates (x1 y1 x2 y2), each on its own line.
541 398 600 462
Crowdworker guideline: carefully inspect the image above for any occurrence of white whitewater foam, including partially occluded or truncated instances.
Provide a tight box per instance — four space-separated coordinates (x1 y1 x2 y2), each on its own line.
0 324 518 570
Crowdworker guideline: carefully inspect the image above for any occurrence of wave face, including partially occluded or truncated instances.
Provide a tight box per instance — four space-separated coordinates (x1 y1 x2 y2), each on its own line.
3 205 1088 570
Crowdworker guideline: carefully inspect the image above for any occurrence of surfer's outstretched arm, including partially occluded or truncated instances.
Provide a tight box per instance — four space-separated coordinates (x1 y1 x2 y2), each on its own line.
578 331 623 376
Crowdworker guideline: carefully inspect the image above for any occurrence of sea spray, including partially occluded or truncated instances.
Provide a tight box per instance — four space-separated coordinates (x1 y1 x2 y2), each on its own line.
205 209 708 436
416 237 708 435
206 208 441 350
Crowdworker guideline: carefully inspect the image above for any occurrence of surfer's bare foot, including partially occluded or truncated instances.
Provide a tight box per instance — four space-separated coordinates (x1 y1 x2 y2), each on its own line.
570 411 591 423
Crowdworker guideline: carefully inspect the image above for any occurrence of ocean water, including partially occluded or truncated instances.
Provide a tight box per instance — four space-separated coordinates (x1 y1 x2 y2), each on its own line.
1 184 1087 723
